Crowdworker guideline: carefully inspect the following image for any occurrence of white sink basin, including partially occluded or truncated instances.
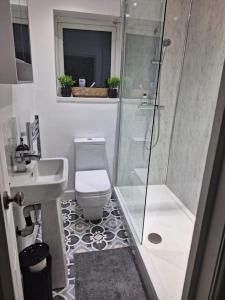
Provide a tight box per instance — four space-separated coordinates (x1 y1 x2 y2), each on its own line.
9 158 68 205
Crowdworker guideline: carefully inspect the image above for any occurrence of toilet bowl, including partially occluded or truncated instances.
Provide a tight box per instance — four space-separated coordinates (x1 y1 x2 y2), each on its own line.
74 138 112 220
75 169 111 220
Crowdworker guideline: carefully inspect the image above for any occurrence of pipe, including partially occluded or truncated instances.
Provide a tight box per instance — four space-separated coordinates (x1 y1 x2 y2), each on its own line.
17 204 41 237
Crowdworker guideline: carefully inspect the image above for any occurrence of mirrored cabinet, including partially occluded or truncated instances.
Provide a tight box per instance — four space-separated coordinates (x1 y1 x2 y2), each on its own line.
0 0 33 83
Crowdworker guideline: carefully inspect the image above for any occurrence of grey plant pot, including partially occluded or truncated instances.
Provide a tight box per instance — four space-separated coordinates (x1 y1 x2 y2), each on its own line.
61 86 71 97
108 88 118 98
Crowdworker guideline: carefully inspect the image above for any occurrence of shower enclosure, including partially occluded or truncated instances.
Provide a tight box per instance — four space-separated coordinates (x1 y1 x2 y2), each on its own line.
115 0 199 299
116 0 168 241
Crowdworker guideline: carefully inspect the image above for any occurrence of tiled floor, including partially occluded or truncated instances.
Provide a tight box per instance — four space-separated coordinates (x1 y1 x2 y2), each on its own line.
52 198 130 300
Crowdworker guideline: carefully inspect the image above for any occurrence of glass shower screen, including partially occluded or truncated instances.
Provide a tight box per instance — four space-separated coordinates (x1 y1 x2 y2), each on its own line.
116 0 167 242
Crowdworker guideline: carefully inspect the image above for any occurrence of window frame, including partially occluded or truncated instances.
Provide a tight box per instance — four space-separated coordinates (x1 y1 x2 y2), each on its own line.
55 16 121 90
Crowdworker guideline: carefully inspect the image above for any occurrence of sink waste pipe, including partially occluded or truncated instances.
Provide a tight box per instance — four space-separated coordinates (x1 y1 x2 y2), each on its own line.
17 204 41 237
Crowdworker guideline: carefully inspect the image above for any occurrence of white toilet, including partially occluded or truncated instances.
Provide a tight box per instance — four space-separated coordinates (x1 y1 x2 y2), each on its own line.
74 138 112 220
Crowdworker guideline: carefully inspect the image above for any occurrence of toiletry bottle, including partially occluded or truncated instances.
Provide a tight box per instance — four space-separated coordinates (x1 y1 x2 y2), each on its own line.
143 93 147 99
142 93 148 105
15 137 30 172
79 78 86 88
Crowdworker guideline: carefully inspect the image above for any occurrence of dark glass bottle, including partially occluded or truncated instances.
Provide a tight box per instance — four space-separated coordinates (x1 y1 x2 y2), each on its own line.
16 137 31 165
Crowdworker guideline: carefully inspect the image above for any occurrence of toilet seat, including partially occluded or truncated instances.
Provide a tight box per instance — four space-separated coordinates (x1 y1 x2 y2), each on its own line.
75 169 111 197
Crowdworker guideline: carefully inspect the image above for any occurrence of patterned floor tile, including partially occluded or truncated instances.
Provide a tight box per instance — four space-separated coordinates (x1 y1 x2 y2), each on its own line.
38 198 130 300
71 198 130 253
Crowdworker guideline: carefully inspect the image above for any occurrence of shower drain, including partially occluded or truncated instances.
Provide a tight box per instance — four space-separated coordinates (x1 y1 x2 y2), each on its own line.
148 233 162 244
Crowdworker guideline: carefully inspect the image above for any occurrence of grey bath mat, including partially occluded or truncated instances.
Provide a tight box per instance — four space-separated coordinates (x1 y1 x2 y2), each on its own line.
74 247 148 300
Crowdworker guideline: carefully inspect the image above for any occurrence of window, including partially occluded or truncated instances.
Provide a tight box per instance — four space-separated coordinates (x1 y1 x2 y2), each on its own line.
55 17 121 90
63 28 111 87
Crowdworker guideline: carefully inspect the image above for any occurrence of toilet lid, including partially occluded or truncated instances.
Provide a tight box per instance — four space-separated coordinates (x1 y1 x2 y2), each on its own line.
75 170 111 195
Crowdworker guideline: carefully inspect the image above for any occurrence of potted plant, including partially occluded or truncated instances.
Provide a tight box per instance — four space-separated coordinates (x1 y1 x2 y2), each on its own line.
58 75 75 97
107 76 120 98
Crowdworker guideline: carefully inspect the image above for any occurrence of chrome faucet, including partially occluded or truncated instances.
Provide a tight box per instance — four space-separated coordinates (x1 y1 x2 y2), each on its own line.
15 151 41 173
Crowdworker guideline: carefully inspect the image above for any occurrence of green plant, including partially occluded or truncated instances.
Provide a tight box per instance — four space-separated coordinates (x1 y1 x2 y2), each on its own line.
58 75 75 88
107 76 120 88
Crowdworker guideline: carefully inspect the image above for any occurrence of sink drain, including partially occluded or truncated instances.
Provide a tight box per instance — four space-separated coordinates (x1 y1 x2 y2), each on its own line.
148 233 162 244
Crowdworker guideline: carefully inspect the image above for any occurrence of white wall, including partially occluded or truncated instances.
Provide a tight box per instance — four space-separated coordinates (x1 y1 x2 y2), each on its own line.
0 85 13 169
0 83 36 171
27 0 121 191
12 84 36 135
0 83 37 251
0 0 121 251
0 85 12 110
